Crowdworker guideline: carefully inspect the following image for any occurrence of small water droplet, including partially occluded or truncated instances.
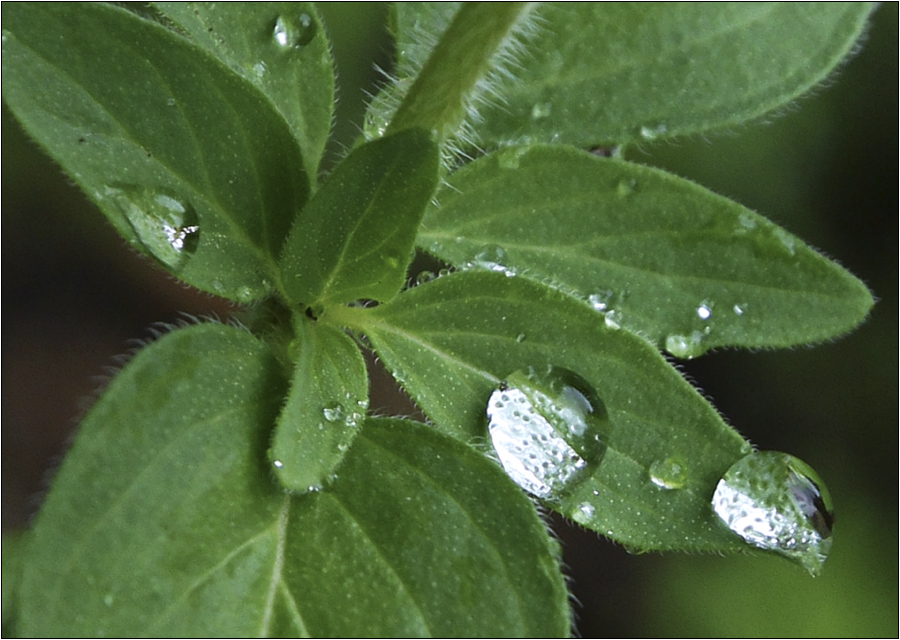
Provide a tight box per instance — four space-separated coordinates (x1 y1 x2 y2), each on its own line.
733 303 745 316
604 310 623 330
696 302 713 321
616 179 637 197
587 290 614 312
573 502 596 525
497 146 529 170
649 457 688 490
487 366 609 499
235 286 256 303
664 331 707 359
272 459 284 469
737 211 758 233
530 102 552 120
166 98 176 107
252 61 268 78
106 185 199 270
515 333 526 343
322 404 344 422
103 594 114 607
415 271 436 286
639 123 667 140
272 13 316 49
464 244 516 276
774 228 797 256
712 451 834 577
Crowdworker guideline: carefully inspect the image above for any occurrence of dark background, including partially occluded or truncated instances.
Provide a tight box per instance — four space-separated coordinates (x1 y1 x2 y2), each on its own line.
3 4 896 636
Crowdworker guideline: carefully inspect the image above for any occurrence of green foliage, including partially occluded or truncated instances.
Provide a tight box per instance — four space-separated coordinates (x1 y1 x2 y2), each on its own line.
1 2 878 636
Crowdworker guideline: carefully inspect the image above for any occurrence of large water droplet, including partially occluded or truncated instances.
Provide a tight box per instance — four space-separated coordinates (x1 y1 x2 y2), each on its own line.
487 366 609 499
272 13 316 49
712 451 834 576
464 244 516 276
106 185 199 269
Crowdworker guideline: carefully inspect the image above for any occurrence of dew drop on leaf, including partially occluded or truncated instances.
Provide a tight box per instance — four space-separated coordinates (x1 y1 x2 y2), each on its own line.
272 13 316 49
530 102 552 120
664 331 707 359
639 122 667 140
487 366 609 500
712 450 834 577
464 244 516 276
649 457 688 490
106 185 199 270
696 302 713 321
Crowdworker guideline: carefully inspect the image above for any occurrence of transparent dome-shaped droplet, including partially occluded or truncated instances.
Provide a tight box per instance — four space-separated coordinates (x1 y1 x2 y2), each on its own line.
649 457 688 490
272 13 316 49
530 102 552 120
322 404 344 423
106 185 199 270
639 123 667 140
487 366 609 499
696 302 713 321
587 290 614 312
664 331 707 359
465 244 516 276
604 310 623 330
712 451 834 577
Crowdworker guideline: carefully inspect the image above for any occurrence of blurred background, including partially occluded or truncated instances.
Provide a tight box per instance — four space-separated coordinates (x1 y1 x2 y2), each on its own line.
3 4 896 637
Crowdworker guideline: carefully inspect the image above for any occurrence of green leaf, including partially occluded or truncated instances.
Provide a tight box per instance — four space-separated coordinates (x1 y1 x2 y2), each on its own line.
418 146 874 353
18 324 567 636
152 2 334 174
394 3 876 146
387 3 535 141
1 3 309 302
270 315 369 493
279 129 440 308
336 271 753 551
2 532 26 638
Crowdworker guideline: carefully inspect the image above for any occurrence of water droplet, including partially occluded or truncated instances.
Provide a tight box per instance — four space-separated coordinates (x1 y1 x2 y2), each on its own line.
639 123 667 140
272 13 316 49
464 244 516 276
696 302 713 321
322 404 344 422
733 303 745 316
515 333 526 343
737 211 758 233
272 459 284 469
497 146 529 170
530 102 552 120
235 286 256 304
166 98 176 107
664 331 707 359
616 178 637 197
572 502 596 525
103 594 114 607
712 451 834 577
252 61 268 78
487 366 609 499
106 185 199 270
415 271 436 286
774 228 797 256
649 457 688 490
604 310 623 330
587 290 613 312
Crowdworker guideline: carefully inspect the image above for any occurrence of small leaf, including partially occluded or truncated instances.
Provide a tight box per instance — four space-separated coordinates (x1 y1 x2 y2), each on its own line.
1 3 308 302
394 3 876 146
338 271 752 551
419 146 874 352
269 315 369 493
152 2 334 173
17 325 568 637
279 129 440 307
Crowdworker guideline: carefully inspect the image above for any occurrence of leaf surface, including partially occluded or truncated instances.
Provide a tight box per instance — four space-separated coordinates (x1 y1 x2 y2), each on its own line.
339 271 753 551
419 146 874 353
152 2 334 173
1 3 308 302
280 129 440 307
18 324 567 636
394 3 875 146
270 315 369 493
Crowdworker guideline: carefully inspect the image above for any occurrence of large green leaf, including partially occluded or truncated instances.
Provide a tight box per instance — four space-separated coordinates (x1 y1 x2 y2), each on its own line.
279 129 440 308
418 145 874 353
335 272 752 551
19 324 567 636
393 3 875 147
270 315 369 493
152 2 334 174
1 3 308 302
